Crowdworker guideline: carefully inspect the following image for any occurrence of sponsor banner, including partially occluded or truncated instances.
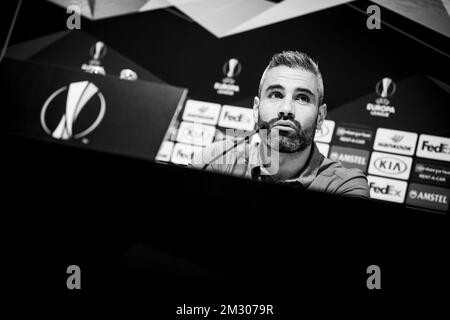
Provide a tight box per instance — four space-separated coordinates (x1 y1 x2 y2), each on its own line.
314 119 335 143
373 128 418 156
368 151 412 180
176 121 216 147
214 127 250 142
156 141 174 162
171 142 203 166
333 125 374 148
411 159 450 188
367 175 408 204
406 183 450 212
218 105 254 131
316 142 330 157
182 99 221 125
329 145 370 172
416 134 450 162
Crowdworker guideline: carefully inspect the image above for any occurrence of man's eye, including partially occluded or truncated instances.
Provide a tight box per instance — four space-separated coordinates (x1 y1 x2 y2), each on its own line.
268 91 283 99
297 94 310 103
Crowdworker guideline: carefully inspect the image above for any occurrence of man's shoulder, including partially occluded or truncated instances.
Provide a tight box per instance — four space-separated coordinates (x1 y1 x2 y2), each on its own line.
319 156 366 180
317 156 370 198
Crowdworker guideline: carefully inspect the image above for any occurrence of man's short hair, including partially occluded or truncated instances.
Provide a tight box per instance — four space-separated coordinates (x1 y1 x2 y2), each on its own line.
258 50 324 106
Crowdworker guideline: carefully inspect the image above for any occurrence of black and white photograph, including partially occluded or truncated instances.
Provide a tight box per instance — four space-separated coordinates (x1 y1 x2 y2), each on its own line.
1 0 449 317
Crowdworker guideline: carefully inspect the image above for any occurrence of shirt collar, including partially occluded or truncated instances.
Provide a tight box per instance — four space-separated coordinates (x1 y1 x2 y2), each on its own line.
248 141 324 188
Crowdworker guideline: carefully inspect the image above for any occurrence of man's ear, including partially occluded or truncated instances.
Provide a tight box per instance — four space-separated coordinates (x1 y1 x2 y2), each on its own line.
317 103 327 128
253 96 260 126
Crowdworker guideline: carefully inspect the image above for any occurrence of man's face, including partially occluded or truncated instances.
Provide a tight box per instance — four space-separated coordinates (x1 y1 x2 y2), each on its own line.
254 66 324 153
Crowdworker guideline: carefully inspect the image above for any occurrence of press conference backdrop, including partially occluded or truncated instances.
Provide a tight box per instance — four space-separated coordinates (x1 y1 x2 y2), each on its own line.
4 1 450 214
156 95 450 214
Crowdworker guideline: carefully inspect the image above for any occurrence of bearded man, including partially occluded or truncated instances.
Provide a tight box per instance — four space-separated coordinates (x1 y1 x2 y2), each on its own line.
191 51 369 199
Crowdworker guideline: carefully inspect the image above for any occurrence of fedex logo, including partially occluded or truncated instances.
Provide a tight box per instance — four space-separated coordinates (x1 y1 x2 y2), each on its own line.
223 112 248 123
218 105 254 131
171 143 203 166
421 141 450 154
367 175 407 203
369 183 401 196
416 135 450 162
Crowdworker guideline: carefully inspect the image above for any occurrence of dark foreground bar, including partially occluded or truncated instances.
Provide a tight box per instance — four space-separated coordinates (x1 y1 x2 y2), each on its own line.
2 133 447 316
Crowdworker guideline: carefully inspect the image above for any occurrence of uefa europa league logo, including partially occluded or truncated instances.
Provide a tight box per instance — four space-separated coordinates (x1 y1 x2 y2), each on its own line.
222 58 242 84
40 81 106 142
224 58 242 79
375 77 396 105
214 58 242 96
81 41 107 75
366 76 396 118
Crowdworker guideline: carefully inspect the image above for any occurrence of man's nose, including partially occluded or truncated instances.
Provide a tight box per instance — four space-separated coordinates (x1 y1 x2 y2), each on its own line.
278 98 295 118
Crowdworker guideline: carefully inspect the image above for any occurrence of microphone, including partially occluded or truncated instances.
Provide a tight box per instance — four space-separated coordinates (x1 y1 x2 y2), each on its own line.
201 129 260 170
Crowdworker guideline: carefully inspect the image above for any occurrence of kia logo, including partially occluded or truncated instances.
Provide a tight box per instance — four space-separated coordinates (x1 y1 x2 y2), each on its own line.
374 157 407 174
183 127 206 138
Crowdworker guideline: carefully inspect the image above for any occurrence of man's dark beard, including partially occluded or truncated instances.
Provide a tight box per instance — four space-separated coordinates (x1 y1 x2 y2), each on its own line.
258 114 316 153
